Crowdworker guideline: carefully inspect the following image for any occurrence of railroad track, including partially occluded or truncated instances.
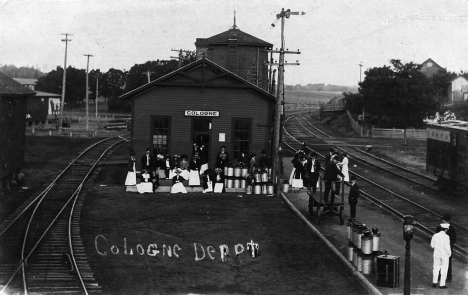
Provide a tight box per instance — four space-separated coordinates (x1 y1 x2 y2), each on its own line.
0 136 126 295
283 114 468 260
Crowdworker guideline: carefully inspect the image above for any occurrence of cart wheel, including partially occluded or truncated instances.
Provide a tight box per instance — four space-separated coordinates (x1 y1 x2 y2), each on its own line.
339 206 344 225
315 207 321 225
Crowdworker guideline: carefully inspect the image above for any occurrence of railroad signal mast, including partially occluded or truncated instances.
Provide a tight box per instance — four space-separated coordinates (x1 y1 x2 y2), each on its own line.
266 8 304 190
84 54 93 131
171 49 193 69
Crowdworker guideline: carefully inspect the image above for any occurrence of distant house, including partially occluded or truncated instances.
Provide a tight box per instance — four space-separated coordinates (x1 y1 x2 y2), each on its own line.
12 78 37 90
447 75 468 103
420 58 444 78
13 78 61 123
0 73 36 192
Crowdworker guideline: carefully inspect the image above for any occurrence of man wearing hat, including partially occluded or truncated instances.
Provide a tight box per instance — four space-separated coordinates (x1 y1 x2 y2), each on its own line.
431 223 452 289
436 213 456 283
259 150 270 167
141 148 154 172
348 175 359 218
305 152 321 194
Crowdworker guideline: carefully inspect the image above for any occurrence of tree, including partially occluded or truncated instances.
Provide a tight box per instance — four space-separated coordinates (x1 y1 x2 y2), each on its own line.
342 91 364 115
430 70 457 105
359 59 438 143
36 66 86 108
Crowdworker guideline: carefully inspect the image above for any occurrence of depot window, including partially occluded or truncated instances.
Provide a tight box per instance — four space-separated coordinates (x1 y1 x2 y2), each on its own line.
152 116 171 156
232 119 251 160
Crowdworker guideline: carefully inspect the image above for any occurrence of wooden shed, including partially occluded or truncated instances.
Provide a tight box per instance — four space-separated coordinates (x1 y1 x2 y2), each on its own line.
120 58 276 171
26 91 61 124
0 72 36 191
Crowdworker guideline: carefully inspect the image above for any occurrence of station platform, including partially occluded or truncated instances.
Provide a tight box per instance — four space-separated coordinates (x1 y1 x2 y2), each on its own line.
280 157 468 295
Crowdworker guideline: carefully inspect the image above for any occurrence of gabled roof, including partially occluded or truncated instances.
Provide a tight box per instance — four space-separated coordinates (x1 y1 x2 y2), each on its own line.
449 75 468 83
35 91 61 97
0 72 36 97
120 58 276 101
200 27 272 47
13 78 38 85
421 58 443 70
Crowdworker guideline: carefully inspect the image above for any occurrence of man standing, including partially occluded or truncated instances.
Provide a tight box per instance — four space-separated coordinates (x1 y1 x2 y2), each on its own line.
324 148 335 165
141 148 154 172
436 214 456 283
348 176 359 218
259 150 270 167
323 156 344 205
306 152 320 194
431 223 452 289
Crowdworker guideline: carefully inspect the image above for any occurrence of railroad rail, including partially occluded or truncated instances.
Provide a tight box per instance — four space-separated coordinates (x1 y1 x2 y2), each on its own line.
0 136 126 295
282 113 468 260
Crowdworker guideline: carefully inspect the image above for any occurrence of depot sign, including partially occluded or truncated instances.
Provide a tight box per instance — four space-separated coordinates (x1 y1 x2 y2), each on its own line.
184 110 220 117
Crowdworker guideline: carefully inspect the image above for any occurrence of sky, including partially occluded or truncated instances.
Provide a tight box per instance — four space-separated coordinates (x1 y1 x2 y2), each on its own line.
2 0 468 87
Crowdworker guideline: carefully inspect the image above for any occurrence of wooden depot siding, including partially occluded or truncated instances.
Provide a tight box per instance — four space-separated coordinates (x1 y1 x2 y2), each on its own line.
131 86 272 170
0 96 27 179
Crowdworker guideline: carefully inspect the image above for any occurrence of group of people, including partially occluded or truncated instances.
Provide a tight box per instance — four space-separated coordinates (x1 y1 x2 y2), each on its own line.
289 146 359 217
124 145 270 194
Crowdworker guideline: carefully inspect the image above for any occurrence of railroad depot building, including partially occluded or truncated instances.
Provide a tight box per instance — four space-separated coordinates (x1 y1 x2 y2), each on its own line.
0 72 36 191
120 58 276 171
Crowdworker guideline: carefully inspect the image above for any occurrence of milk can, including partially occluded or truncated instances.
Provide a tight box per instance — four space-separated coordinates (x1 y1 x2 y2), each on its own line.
266 183 274 194
352 222 361 246
261 184 267 194
267 167 272 177
226 178 233 188
361 254 373 275
347 242 354 262
261 169 269 182
227 166 234 177
357 224 366 249
352 246 359 268
357 251 363 272
371 227 381 252
223 166 228 176
233 178 240 188
254 184 262 194
282 182 290 193
346 218 355 242
234 167 242 177
240 179 246 188
245 185 252 194
361 230 373 255
241 167 249 178
254 168 262 183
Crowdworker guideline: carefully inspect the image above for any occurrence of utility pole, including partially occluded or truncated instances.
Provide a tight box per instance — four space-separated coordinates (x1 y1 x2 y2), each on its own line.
171 49 192 69
358 62 365 136
145 71 154 83
95 73 102 120
358 62 363 83
59 33 72 131
266 8 304 191
84 54 93 131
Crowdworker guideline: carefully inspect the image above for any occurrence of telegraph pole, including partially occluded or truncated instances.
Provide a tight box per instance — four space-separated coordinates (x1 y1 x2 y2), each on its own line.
358 62 363 83
145 71 154 83
95 73 102 120
84 54 93 131
171 49 192 69
59 33 72 131
266 8 304 191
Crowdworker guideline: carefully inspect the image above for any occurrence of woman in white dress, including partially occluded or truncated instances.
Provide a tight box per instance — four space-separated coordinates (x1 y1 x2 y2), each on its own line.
339 153 350 182
136 169 153 194
125 150 137 187
188 153 201 187
171 168 187 193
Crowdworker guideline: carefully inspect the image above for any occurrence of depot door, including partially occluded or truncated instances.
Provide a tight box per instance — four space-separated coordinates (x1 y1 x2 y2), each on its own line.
192 118 211 160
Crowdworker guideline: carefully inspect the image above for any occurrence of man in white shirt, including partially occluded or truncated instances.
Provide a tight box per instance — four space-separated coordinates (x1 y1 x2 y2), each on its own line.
431 223 452 289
